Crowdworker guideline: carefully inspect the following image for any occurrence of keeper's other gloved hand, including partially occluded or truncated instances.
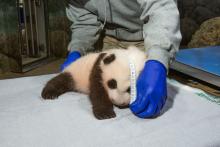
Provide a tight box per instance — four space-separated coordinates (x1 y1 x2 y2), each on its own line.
130 60 167 118
60 51 81 71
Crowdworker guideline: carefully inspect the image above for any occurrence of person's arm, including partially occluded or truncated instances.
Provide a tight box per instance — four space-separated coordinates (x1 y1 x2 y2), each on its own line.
66 3 102 54
130 0 182 118
138 0 182 68
61 3 102 70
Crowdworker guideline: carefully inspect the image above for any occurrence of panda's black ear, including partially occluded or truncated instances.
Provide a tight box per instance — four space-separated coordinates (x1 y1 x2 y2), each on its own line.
103 54 115 65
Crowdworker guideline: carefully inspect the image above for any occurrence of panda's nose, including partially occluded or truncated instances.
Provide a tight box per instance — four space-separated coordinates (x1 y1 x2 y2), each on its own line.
118 103 129 109
121 102 129 106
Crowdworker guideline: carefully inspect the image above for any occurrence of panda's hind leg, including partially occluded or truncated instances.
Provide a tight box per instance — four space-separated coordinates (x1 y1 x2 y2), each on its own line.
41 72 74 99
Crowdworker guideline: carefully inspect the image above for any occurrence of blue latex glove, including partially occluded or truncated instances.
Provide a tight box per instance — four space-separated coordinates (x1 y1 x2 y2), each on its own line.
60 51 81 71
130 60 167 118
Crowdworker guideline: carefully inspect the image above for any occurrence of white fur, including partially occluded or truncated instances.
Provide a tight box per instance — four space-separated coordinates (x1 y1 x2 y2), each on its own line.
64 53 99 94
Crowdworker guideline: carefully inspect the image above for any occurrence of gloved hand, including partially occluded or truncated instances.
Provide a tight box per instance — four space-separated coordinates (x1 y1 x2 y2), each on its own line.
60 51 81 71
130 60 167 118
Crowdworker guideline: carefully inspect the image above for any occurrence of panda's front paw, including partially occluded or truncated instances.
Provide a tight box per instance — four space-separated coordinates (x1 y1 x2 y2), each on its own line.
93 107 116 120
41 85 59 100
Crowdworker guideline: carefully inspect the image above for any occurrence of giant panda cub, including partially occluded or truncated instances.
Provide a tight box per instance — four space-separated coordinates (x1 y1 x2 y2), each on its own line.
41 46 147 120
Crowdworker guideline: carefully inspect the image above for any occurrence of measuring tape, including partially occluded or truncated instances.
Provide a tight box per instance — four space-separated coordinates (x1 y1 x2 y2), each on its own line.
129 60 137 104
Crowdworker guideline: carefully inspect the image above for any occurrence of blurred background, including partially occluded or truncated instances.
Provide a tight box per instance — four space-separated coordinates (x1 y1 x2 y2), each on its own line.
0 0 220 79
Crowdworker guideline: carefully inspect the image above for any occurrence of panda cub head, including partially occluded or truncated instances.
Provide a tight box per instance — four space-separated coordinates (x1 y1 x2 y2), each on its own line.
100 47 146 106
101 53 130 106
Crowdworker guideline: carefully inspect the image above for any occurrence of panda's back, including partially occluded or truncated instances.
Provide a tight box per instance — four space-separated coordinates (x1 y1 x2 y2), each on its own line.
64 53 99 94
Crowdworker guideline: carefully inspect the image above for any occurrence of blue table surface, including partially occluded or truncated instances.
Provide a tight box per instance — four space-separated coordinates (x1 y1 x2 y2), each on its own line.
175 46 220 76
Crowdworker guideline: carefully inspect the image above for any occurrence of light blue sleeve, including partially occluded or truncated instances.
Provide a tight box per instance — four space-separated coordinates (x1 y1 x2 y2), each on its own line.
66 4 102 54
137 0 182 69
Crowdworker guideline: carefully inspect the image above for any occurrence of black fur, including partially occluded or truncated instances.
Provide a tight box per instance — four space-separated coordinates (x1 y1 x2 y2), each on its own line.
89 53 116 120
107 79 117 89
41 72 74 99
103 54 116 65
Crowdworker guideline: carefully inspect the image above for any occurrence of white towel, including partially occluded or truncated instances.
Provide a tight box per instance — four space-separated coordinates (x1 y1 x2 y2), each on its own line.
0 74 220 147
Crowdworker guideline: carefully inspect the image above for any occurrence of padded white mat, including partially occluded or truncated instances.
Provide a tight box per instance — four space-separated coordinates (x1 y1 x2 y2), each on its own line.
0 74 220 147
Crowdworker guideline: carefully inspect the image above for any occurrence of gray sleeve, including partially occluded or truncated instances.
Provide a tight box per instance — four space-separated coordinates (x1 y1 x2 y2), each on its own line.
66 4 102 54
137 0 182 69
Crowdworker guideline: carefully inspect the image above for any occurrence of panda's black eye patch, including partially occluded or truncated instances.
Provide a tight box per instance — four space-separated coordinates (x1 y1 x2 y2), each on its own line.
103 54 115 64
107 79 117 89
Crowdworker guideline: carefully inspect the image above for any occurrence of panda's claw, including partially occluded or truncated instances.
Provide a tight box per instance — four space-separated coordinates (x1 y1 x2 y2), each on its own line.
93 107 116 120
41 85 59 100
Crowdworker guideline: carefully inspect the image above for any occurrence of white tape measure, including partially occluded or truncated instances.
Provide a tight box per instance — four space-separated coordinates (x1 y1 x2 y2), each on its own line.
129 60 137 104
